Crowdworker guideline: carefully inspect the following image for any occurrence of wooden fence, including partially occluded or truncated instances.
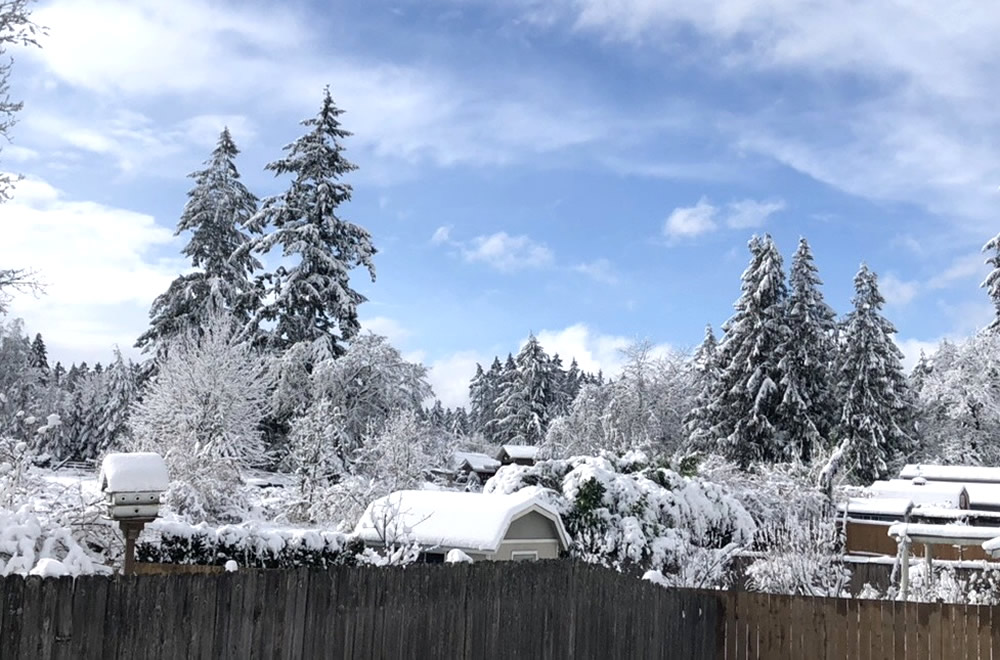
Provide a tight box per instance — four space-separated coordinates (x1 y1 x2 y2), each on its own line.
1 561 999 659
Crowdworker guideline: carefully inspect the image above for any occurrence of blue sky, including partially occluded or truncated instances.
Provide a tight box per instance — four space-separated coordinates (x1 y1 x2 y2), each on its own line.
2 0 999 406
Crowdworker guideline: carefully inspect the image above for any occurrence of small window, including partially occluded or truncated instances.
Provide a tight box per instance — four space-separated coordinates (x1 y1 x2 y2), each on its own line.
510 551 538 562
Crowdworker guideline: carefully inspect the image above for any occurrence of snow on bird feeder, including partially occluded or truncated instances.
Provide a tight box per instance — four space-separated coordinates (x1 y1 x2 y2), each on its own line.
99 452 169 575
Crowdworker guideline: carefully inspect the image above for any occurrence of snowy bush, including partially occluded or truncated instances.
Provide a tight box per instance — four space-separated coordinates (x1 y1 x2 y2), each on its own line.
136 519 366 569
0 508 110 576
485 452 754 586
130 312 272 521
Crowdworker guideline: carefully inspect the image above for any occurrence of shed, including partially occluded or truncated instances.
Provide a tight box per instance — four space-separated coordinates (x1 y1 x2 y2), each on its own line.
354 488 571 562
496 445 539 467
453 451 501 482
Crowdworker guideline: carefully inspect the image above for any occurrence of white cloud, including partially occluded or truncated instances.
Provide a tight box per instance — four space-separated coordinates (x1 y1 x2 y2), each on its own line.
25 0 630 174
879 273 920 307
3 145 39 163
724 198 786 229
461 232 554 272
573 258 619 285
430 225 452 245
533 323 671 376
927 253 987 290
1 177 184 361
896 337 940 374
360 316 413 346
426 350 487 409
663 198 717 240
664 196 784 241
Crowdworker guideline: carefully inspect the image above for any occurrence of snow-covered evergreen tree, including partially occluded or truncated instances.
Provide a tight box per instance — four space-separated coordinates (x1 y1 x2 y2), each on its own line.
712 235 791 466
245 87 375 356
137 128 260 352
428 400 446 429
494 335 557 445
97 347 136 455
778 238 838 462
836 264 912 484
29 332 48 381
683 323 721 451
982 231 1000 331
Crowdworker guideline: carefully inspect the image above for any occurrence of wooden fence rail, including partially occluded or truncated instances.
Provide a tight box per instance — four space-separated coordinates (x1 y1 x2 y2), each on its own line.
1 561 998 659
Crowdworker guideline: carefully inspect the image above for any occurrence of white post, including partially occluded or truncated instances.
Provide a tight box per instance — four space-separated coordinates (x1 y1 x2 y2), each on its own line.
924 543 933 583
900 537 910 601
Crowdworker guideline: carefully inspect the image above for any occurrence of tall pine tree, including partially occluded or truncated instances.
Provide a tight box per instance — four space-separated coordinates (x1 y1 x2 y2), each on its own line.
137 128 260 352
712 235 791 466
778 238 838 462
246 87 376 356
683 323 720 450
983 231 1000 331
494 335 557 446
837 264 912 484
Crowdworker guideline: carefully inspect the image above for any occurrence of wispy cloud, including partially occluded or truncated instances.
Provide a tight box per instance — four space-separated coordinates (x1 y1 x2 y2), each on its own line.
573 258 619 285
879 273 920 307
663 196 784 241
461 232 554 272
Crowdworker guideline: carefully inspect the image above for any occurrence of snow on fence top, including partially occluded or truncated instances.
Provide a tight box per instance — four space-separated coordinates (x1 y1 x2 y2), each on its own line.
498 445 539 461
99 453 169 492
354 487 570 553
899 464 1000 485
982 536 1000 556
841 497 913 517
869 479 968 509
453 451 501 473
887 522 1000 545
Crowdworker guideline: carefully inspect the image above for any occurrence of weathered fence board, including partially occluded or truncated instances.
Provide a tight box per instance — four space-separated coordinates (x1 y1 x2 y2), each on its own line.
4 561 1000 658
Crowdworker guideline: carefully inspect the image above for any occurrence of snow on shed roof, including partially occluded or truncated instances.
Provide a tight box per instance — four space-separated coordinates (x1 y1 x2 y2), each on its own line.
899 464 1000 484
869 480 968 508
962 484 1000 509
99 453 169 492
354 488 570 553
453 451 501 473
983 536 1000 555
888 523 1000 545
498 445 539 461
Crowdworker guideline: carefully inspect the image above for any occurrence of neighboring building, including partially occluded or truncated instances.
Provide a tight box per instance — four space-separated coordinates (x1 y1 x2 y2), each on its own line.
840 474 1000 561
452 451 501 484
496 445 539 467
899 464 1000 485
354 488 571 562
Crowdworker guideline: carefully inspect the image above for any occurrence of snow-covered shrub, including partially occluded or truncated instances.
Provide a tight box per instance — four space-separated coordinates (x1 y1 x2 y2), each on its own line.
0 508 109 576
485 452 754 586
744 512 849 597
130 312 272 521
136 519 366 569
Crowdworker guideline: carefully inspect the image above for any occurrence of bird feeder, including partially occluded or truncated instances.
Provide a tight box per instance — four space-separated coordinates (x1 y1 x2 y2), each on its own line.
99 452 169 575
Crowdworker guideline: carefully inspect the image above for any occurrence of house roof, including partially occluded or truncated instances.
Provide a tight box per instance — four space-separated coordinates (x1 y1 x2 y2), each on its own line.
899 464 1000 484
353 488 571 553
453 451 501 473
498 445 539 461
99 452 169 492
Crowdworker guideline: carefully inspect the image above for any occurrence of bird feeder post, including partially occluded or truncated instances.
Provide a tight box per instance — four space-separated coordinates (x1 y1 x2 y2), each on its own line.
99 452 169 576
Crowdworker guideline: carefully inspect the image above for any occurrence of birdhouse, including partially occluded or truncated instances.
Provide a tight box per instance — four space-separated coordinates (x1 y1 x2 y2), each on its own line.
99 452 169 521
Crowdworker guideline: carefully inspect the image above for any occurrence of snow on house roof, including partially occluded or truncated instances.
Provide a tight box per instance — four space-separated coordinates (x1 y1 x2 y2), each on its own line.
869 480 967 508
888 523 1000 546
841 497 913 517
899 464 1000 484
498 445 539 461
99 452 169 492
453 451 501 473
353 488 571 553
